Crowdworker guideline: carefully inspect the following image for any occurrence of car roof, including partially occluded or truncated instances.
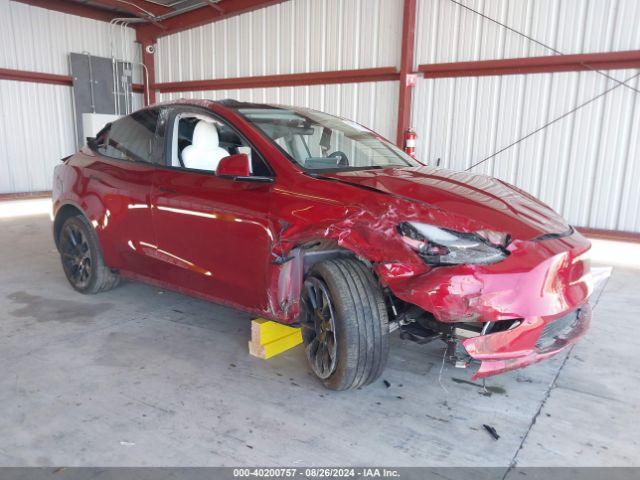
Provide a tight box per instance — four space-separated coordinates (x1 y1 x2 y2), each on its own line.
151 98 309 114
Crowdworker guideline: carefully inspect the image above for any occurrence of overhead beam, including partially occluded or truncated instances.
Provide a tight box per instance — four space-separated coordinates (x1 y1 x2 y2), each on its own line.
395 0 417 147
418 50 640 78
11 0 131 22
136 0 287 40
153 67 400 93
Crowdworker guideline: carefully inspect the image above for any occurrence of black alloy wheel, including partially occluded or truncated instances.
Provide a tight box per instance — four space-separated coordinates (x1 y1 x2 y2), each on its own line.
57 214 120 294
60 221 93 290
301 277 338 379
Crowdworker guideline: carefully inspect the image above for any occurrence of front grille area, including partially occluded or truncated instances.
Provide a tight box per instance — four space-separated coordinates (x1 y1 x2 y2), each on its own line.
535 308 582 351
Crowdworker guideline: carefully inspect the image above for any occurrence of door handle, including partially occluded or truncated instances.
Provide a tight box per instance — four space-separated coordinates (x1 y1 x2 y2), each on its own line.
157 186 176 194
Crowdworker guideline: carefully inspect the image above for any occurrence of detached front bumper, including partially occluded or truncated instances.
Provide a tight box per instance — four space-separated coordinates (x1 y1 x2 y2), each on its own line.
462 304 591 379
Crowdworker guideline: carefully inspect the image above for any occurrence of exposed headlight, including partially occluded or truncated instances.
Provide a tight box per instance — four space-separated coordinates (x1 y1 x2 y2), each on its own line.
397 222 509 266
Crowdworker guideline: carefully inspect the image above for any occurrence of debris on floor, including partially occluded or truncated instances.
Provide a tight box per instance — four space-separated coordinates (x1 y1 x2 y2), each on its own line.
451 377 506 396
482 424 500 440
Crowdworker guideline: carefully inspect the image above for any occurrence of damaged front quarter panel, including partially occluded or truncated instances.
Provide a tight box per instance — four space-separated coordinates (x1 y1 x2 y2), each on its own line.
265 197 434 323
265 177 504 324
264 170 594 381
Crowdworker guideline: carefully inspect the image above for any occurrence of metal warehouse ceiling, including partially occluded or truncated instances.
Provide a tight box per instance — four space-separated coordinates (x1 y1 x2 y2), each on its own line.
67 0 219 21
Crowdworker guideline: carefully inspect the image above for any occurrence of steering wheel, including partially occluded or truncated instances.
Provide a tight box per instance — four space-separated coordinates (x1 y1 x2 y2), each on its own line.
329 151 349 166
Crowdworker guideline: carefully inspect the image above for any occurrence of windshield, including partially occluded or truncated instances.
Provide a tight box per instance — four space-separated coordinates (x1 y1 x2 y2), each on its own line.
237 106 422 171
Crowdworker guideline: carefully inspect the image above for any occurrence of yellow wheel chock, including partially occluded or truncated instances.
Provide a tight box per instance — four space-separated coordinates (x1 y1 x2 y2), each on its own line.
248 318 303 359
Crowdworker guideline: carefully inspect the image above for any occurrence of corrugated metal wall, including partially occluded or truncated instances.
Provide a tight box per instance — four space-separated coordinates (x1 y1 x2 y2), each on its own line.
415 0 640 65
0 81 75 193
412 0 640 232
412 70 640 231
155 0 402 142
0 0 141 194
0 0 141 78
156 0 402 82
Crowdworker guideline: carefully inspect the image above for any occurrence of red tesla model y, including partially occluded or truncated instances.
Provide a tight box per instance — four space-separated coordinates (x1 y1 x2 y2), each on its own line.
52 100 593 390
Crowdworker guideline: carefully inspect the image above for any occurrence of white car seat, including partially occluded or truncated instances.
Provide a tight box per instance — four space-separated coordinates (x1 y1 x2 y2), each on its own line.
181 121 230 171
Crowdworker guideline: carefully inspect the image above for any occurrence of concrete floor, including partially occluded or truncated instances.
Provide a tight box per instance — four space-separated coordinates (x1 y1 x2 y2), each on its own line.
1 202 639 469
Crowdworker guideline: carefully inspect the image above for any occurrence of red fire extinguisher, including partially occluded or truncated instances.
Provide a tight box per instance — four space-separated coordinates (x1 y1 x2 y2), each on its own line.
404 128 416 158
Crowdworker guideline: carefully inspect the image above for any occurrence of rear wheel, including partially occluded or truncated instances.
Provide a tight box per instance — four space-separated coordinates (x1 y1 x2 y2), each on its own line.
301 258 389 390
58 215 120 294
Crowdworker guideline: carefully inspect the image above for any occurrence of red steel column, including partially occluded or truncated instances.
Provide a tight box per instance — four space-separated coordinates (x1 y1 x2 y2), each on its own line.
138 32 157 106
395 0 417 147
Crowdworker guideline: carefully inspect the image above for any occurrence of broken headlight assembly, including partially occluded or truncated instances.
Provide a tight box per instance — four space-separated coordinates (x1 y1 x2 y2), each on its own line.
397 222 510 266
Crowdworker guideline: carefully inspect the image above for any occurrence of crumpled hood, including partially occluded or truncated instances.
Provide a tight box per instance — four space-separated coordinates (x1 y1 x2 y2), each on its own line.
321 166 570 240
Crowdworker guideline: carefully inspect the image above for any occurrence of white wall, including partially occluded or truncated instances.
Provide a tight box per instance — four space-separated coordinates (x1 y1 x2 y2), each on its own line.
412 69 640 231
155 0 402 142
411 0 640 232
0 0 141 78
0 81 75 193
415 0 640 66
156 0 402 83
0 0 141 194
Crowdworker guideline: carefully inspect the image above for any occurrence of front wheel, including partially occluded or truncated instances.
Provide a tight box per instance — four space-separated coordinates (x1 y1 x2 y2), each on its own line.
301 258 389 390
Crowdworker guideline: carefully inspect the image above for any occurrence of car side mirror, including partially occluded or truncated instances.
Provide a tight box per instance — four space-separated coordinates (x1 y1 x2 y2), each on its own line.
217 153 251 177
216 153 274 183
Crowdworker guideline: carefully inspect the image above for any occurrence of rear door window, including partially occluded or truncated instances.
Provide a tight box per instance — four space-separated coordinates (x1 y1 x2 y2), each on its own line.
97 109 164 165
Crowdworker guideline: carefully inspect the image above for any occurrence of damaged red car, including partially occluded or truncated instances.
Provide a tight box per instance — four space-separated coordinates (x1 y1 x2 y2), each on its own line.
52 100 593 390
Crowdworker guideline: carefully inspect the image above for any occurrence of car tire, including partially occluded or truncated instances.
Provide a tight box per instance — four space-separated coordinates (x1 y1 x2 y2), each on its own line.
58 215 120 294
301 258 389 390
